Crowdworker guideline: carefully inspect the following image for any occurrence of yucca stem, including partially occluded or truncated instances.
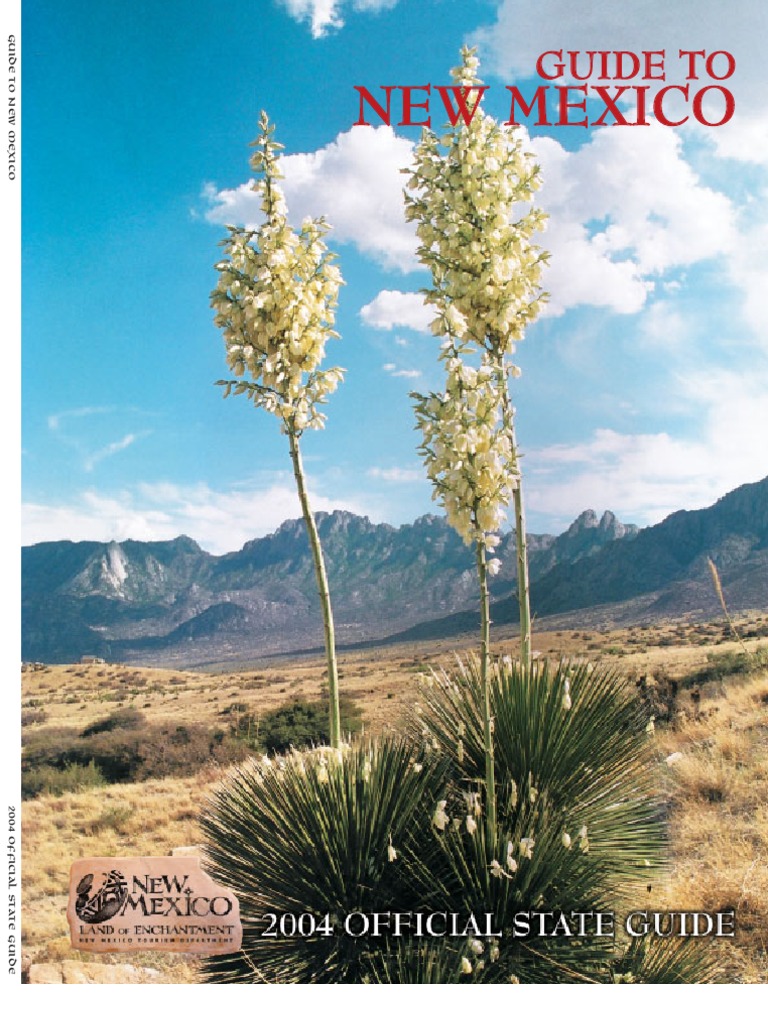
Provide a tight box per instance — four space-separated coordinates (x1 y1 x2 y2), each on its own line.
508 417 532 669
288 430 341 748
476 539 497 840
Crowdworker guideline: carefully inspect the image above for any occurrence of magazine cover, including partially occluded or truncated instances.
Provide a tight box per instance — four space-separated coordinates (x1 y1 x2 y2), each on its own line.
8 0 768 1001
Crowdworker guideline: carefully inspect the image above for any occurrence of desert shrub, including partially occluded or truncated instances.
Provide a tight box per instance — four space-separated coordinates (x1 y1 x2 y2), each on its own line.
72 722 248 783
85 803 135 836
22 717 252 791
22 726 82 771
242 679 266 691
234 697 364 755
82 707 147 736
634 670 679 724
73 730 145 782
219 702 249 716
22 760 106 799
21 708 48 727
132 724 245 781
678 646 767 688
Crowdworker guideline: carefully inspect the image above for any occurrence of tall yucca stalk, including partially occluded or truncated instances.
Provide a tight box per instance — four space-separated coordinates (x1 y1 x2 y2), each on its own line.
407 47 547 835
211 112 345 745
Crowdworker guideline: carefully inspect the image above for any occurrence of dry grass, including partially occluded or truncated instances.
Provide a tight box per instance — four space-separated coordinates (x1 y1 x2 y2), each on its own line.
22 611 768 736
21 770 226 980
652 672 768 982
20 611 768 983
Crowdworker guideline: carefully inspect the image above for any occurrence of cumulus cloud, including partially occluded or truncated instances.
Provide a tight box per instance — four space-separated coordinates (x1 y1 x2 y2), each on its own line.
206 126 417 271
725 191 768 338
22 480 375 555
526 366 768 527
472 0 768 209
278 0 400 38
360 289 433 331
531 124 736 315
473 0 765 113
204 116 741 321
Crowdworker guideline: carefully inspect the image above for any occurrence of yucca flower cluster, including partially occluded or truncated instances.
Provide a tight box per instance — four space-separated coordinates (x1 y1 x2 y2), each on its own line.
406 46 549 833
404 46 547 358
413 349 517 556
406 48 546 555
211 111 344 435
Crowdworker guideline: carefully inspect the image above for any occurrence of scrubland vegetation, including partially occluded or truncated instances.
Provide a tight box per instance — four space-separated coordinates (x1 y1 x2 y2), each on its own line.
20 613 768 982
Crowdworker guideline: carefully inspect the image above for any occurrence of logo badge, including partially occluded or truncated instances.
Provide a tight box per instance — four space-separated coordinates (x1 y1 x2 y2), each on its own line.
67 857 242 954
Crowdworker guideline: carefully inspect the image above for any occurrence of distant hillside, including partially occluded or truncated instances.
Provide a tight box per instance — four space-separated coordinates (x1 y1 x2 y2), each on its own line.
21 477 767 667
533 476 768 616
22 505 637 666
402 477 768 642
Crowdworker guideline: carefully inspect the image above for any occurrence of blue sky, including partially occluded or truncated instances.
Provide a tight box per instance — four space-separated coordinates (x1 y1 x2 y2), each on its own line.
20 0 768 554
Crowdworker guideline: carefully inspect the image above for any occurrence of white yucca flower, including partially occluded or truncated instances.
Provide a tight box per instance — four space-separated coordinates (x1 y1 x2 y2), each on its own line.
387 835 397 863
519 836 535 859
432 800 449 831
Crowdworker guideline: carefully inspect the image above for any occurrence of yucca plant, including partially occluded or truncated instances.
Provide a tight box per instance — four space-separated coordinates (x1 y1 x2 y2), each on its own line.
199 736 451 983
415 656 666 899
359 655 716 984
211 113 346 747
365 656 666 983
607 933 722 984
391 794 618 983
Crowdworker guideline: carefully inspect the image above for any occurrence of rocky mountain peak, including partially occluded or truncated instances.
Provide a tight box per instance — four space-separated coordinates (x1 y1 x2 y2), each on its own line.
566 510 599 535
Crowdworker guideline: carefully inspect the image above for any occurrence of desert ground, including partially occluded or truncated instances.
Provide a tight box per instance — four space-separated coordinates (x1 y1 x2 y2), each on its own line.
20 612 768 983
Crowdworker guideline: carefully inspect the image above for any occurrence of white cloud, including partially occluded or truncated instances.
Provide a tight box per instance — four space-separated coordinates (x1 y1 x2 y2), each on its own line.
382 362 421 379
47 407 154 473
206 126 417 271
360 289 433 331
725 192 768 338
22 480 375 556
277 0 400 38
48 406 115 431
83 433 146 473
474 0 766 115
704 112 768 165
474 3 767 333
203 59 760 338
532 124 736 316
526 366 768 526
279 0 343 37
368 466 422 483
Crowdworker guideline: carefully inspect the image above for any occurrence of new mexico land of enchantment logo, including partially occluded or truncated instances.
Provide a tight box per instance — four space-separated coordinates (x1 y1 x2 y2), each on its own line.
67 857 242 954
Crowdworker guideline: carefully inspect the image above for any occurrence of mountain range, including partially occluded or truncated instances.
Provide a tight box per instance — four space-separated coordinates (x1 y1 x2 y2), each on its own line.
22 476 768 667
